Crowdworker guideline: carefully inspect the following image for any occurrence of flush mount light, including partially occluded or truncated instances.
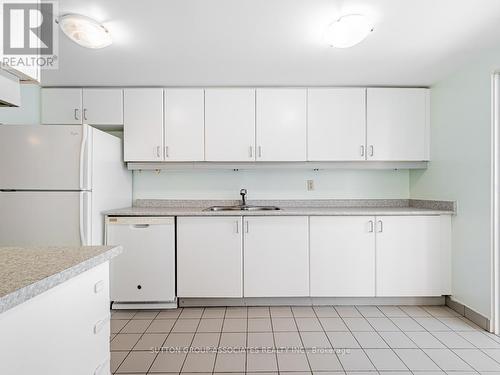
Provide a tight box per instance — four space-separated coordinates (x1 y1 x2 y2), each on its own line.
324 14 374 48
58 14 112 49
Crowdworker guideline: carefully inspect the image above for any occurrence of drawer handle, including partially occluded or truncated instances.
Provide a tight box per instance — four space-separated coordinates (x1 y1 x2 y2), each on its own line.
94 280 104 294
94 359 109 375
132 224 150 229
94 316 110 334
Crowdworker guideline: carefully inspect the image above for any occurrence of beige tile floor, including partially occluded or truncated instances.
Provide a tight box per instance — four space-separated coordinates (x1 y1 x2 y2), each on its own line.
110 305 500 374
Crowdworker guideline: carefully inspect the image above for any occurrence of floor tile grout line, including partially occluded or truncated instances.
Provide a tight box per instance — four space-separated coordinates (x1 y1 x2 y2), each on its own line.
359 306 411 372
479 346 500 366
143 307 184 374
382 308 459 373
111 314 143 374
314 305 346 373
290 307 314 373
269 306 282 373
114 310 161 374
177 307 205 374
335 308 389 372
210 307 227 375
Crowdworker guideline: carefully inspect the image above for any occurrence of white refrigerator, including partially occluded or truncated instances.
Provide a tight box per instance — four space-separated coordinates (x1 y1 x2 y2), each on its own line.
0 124 132 246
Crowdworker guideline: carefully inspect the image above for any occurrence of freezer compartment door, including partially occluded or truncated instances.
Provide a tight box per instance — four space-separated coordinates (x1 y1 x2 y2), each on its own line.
0 124 91 190
0 191 91 246
106 217 176 303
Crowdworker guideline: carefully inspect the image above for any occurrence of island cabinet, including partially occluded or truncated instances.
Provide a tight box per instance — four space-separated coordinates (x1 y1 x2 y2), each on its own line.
0 262 111 375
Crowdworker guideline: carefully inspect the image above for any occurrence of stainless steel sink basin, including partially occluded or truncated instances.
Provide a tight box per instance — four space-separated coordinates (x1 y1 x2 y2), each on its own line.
205 205 280 212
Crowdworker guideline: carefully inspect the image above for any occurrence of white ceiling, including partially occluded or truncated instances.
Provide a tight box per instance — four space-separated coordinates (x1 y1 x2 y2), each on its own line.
41 0 500 87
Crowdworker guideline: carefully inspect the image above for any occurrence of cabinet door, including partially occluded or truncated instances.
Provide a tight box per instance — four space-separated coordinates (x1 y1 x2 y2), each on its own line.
205 89 255 161
244 216 309 297
164 89 205 161
82 89 123 126
107 217 175 302
307 88 366 161
367 88 430 161
376 215 444 296
310 216 375 297
256 89 306 161
41 88 82 124
123 88 164 161
177 217 243 297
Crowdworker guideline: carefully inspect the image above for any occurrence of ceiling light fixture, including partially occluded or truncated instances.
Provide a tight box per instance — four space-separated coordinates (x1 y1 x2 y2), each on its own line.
58 14 112 49
324 14 374 48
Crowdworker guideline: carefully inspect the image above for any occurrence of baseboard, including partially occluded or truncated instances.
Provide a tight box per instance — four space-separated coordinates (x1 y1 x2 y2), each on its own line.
111 301 178 310
445 296 490 331
178 296 445 307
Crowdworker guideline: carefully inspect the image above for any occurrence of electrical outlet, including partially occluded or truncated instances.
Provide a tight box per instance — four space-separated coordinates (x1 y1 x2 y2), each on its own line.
307 179 314 191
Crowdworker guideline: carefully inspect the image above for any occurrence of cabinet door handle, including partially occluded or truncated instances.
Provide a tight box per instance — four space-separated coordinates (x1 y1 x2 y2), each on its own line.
249 146 253 158
235 221 239 234
93 315 110 334
360 145 365 157
245 221 249 233
83 108 88 121
156 146 161 158
74 108 79 120
368 220 374 233
94 359 109 375
258 146 262 158
377 220 383 233
369 145 374 157
94 280 104 294
165 146 169 158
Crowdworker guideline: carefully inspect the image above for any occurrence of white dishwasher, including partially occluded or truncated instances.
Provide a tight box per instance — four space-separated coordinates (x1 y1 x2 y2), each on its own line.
106 216 176 309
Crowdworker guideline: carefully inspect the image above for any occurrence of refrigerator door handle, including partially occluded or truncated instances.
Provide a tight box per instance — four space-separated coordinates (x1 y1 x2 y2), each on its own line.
79 124 88 190
79 192 89 245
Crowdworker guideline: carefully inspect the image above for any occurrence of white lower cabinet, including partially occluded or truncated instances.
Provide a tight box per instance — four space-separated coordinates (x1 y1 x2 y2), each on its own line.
176 214 451 299
177 217 243 297
0 262 110 375
310 216 375 297
376 215 450 297
244 217 309 297
106 217 176 303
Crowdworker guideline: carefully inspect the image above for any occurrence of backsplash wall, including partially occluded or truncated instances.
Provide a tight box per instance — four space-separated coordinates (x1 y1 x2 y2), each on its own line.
133 169 410 200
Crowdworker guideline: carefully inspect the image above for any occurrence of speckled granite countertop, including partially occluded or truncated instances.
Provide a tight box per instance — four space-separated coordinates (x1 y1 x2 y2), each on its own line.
0 246 122 314
105 199 456 216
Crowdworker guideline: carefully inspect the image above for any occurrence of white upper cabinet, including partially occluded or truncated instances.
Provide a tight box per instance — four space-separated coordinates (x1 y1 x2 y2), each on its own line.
367 88 430 161
123 88 164 162
205 88 256 161
82 89 123 126
41 88 82 125
244 216 309 297
310 216 375 297
256 89 306 161
376 215 447 297
308 88 367 161
42 88 123 127
164 89 205 161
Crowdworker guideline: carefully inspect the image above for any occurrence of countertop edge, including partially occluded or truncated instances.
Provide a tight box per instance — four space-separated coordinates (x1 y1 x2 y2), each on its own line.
0 246 122 314
104 208 455 216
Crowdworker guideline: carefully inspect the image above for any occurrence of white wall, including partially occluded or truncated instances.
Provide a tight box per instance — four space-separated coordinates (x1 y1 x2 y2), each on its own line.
0 84 40 124
133 169 409 200
410 50 500 319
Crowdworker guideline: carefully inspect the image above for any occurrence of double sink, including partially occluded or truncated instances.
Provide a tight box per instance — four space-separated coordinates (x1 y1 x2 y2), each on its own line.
206 205 280 212
204 188 280 212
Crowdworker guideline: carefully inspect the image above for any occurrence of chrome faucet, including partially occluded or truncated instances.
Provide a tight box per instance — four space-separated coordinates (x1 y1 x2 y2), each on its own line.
240 189 247 206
